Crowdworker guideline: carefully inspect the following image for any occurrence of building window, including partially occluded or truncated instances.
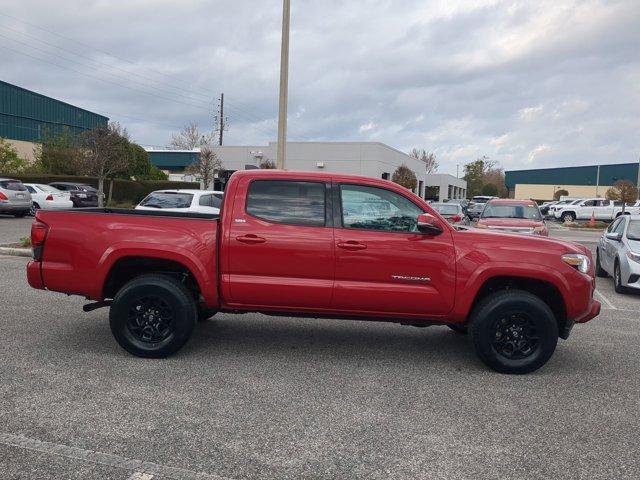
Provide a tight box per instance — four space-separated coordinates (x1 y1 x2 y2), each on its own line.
381 172 390 180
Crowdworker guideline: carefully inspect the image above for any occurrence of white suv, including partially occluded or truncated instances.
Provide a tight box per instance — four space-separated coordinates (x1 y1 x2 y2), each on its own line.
136 189 224 214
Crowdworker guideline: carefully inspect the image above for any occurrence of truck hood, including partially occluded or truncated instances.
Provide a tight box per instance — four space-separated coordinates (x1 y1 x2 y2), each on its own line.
459 225 584 254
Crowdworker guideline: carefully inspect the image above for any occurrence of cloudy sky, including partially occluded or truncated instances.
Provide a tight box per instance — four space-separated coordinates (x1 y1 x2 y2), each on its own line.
2 0 639 174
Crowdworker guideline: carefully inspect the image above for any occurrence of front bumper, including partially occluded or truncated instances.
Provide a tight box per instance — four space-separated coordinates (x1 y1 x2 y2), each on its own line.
621 255 640 290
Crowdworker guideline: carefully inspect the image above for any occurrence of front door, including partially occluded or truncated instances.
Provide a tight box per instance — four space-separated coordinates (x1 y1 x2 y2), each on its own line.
332 183 456 317
226 177 335 309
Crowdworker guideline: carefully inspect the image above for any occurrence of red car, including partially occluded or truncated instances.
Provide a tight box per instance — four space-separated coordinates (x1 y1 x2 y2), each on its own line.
27 170 599 374
476 199 549 236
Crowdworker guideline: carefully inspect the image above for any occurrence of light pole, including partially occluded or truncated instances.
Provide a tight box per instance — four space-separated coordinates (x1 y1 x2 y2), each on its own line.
276 0 291 169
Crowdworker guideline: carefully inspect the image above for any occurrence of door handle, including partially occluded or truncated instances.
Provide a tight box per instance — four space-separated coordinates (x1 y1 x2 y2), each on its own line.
337 241 367 250
236 234 266 244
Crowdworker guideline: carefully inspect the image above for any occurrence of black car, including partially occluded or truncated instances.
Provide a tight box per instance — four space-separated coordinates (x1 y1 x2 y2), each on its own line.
48 182 101 207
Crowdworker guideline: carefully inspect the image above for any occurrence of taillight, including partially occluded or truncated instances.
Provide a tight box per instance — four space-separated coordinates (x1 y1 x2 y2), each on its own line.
451 215 461 223
0 192 8 201
45 194 54 201
31 221 49 261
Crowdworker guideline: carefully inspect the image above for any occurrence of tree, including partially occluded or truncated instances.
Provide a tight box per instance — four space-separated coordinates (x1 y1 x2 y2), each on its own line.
0 138 27 174
78 124 131 206
606 180 639 213
186 145 223 189
409 148 438 174
483 166 507 197
33 127 84 175
554 189 569 201
391 164 418 190
124 143 167 181
481 183 498 196
170 122 215 150
463 156 500 197
259 158 276 169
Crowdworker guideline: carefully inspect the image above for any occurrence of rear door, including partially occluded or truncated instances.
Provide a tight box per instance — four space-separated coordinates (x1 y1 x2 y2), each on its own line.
332 182 456 317
225 178 335 309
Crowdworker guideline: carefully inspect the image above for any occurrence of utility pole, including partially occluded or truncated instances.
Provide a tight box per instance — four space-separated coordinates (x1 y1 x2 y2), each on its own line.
276 0 291 169
215 93 227 146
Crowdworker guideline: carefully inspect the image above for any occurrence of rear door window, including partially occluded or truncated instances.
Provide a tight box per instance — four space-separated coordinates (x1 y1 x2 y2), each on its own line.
246 180 326 227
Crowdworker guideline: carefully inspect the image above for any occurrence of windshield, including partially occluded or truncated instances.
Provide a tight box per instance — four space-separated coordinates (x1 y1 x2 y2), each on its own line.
481 204 542 220
139 192 194 209
432 204 460 215
628 220 640 241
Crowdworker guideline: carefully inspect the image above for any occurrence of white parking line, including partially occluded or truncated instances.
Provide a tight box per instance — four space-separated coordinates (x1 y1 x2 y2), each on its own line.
129 473 154 480
0 432 231 480
595 289 617 310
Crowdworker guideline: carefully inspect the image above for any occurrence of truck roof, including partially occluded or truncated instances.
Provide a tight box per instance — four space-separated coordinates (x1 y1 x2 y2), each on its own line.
230 169 406 188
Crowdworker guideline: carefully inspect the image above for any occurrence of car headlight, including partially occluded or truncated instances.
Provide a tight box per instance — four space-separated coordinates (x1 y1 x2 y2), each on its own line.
561 253 590 273
77 193 87 198
627 251 640 264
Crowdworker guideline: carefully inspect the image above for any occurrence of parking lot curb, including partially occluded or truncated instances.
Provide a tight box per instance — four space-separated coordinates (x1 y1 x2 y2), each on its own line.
0 247 32 258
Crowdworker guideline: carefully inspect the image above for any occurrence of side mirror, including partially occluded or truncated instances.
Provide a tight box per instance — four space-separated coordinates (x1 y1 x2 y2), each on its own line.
605 232 622 241
417 213 443 235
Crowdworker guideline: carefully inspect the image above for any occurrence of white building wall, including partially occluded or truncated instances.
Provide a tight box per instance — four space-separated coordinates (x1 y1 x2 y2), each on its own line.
424 174 468 201
212 142 429 197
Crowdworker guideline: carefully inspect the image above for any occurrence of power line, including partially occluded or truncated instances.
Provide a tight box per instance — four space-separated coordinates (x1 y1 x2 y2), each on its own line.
0 41 213 112
0 12 213 99
1 24 213 106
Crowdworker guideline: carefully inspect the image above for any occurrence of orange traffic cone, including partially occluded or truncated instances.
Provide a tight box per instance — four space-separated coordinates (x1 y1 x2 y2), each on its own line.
589 210 596 227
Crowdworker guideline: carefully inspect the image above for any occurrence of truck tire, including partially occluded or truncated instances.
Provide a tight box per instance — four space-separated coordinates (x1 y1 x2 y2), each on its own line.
613 260 628 294
595 249 608 278
109 274 197 358
469 290 558 374
560 212 575 223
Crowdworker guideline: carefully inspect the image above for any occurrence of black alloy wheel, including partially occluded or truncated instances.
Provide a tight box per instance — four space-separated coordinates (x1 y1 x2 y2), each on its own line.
127 295 174 343
492 314 539 360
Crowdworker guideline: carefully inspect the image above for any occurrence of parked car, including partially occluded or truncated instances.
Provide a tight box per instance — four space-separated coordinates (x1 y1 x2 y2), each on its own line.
136 190 224 214
467 195 497 219
23 183 73 216
554 198 640 222
547 199 582 217
476 199 549 236
0 178 32 217
595 215 640 293
539 201 558 216
430 202 469 226
443 198 469 214
27 170 601 374
48 182 101 208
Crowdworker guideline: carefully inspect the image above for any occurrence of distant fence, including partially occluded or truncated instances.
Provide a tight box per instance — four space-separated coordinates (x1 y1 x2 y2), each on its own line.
0 173 199 204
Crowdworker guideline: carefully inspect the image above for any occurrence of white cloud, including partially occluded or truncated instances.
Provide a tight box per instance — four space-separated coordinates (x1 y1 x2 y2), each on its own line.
358 121 377 133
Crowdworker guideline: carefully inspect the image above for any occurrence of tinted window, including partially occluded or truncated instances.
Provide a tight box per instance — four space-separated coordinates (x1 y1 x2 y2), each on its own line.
607 218 622 233
0 180 27 191
139 192 194 209
340 184 423 232
627 220 640 240
482 203 542 220
25 185 36 194
246 180 326 227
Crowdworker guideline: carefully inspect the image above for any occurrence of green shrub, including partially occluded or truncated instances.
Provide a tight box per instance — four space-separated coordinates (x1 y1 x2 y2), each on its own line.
0 173 199 205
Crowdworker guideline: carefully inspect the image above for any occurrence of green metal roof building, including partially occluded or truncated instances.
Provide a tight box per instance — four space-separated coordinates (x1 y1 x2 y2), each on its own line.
145 149 199 172
505 162 640 200
0 79 108 145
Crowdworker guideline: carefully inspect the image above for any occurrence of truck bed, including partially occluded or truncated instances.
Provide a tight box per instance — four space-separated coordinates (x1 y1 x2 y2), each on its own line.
30 208 219 307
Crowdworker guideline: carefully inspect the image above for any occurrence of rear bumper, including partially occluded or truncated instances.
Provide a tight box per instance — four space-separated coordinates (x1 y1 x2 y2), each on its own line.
27 261 44 289
0 202 31 212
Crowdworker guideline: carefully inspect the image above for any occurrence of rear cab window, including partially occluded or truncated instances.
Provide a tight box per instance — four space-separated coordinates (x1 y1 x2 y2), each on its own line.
0 180 27 191
139 192 194 209
246 180 326 227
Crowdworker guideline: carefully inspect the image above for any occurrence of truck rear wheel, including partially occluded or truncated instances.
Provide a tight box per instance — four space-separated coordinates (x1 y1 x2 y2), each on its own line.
109 274 197 358
469 290 558 374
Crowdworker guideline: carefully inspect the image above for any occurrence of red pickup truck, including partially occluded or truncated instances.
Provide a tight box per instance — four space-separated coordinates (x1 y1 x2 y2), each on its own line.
27 170 600 374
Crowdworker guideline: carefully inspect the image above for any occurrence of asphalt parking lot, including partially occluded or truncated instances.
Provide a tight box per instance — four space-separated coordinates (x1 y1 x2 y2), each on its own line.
0 215 33 245
1 225 639 479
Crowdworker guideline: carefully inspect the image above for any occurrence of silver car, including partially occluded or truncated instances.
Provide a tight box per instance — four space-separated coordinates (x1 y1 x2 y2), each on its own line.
0 178 32 217
596 215 640 293
431 202 470 226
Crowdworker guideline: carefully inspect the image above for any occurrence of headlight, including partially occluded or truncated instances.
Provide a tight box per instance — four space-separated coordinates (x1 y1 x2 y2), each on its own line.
77 193 87 198
627 251 640 264
562 253 590 273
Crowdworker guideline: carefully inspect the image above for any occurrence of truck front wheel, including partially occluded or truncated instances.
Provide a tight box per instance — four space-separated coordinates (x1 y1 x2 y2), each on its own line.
109 274 197 358
469 290 558 374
